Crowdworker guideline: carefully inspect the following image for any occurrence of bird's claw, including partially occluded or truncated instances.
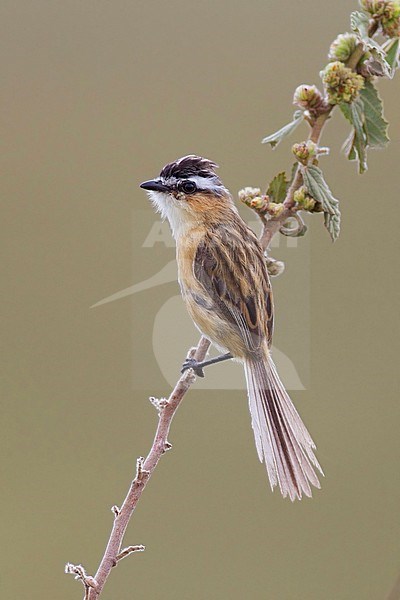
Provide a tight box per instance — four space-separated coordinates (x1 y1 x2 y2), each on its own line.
181 358 205 378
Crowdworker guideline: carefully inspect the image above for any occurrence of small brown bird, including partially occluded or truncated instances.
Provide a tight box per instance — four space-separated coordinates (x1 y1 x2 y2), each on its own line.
140 155 322 500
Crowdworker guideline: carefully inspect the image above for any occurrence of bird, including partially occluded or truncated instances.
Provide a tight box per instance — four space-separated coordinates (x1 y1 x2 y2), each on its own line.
140 155 323 500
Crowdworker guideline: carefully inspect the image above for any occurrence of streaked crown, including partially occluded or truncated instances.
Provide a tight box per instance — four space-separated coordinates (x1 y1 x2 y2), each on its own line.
160 155 220 181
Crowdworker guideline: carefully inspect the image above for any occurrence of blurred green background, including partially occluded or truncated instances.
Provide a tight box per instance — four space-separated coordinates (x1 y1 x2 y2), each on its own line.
2 1 400 598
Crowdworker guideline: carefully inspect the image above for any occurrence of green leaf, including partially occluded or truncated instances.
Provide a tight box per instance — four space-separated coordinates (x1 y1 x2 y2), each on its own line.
350 11 392 77
262 110 304 148
302 165 341 241
344 136 357 161
266 172 288 203
340 99 368 174
340 81 389 172
383 38 400 72
323 211 341 243
360 80 389 149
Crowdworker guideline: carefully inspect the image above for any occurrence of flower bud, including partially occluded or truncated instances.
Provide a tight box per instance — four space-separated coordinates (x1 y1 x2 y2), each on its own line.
238 187 270 213
359 0 400 37
360 0 389 16
328 32 359 61
249 196 268 211
293 85 325 109
320 61 364 104
359 0 376 13
381 1 400 37
238 186 261 203
267 202 285 217
293 186 316 211
292 141 317 164
293 186 306 204
302 197 317 211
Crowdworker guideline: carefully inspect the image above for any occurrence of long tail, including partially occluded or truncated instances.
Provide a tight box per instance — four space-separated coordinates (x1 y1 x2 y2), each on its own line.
244 355 323 501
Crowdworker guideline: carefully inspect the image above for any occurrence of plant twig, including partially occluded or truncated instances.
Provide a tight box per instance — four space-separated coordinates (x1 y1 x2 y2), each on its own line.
66 337 211 599
65 563 99 600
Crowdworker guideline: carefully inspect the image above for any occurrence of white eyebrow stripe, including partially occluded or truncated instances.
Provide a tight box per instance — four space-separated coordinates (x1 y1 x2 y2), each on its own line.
189 175 220 191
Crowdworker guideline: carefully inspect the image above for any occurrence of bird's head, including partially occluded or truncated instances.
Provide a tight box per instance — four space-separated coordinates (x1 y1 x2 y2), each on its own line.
140 155 234 237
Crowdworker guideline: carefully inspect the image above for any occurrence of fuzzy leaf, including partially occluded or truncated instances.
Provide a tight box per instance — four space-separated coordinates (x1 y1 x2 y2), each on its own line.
350 11 392 77
323 211 341 243
383 38 400 72
302 165 341 241
359 80 389 149
340 99 368 174
345 137 357 161
266 172 288 203
262 110 304 148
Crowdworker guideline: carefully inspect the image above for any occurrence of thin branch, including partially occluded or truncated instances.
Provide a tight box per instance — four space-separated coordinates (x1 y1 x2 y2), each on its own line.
67 203 279 598
65 563 99 600
68 337 211 600
115 545 146 564
68 230 276 598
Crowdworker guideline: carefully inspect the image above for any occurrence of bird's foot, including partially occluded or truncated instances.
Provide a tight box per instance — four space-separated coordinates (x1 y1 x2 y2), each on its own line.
181 358 205 378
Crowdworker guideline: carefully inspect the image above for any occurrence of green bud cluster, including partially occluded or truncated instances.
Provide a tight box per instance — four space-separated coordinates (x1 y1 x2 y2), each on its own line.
238 186 261 203
249 196 269 211
328 32 359 61
293 186 316 211
292 140 317 164
381 1 400 37
293 85 327 113
238 187 269 213
320 61 364 104
359 0 400 37
266 202 285 217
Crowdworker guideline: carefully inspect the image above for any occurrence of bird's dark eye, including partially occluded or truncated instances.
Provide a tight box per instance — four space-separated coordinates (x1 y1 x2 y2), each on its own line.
180 180 197 194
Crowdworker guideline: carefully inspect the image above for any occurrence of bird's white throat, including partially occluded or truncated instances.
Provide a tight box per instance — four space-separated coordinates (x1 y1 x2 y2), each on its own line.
147 191 198 240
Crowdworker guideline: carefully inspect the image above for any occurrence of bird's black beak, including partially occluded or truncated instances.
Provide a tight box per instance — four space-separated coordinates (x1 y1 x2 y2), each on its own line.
140 179 169 193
